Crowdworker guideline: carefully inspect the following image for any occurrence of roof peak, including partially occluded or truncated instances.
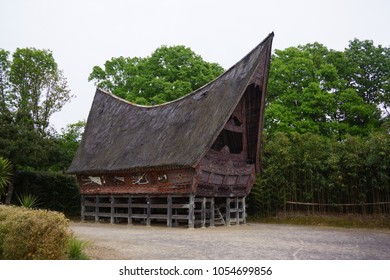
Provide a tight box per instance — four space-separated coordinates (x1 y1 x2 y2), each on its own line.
95 32 275 109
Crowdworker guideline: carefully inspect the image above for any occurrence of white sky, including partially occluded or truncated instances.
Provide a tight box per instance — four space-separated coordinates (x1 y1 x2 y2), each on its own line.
1 0 389 131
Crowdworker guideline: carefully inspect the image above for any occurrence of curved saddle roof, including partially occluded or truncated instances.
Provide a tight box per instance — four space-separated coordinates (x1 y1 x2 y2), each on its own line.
68 33 274 174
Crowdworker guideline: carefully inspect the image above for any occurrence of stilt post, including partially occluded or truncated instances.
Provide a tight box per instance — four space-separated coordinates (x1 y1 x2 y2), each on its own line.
95 196 99 223
146 195 151 226
210 197 215 228
242 197 247 224
128 195 133 225
235 197 240 225
226 197 231 226
81 195 85 222
201 197 206 228
188 195 195 229
110 195 115 224
167 195 173 227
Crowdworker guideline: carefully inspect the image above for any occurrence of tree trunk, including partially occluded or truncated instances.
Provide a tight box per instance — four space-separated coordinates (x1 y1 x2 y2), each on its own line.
5 179 14 205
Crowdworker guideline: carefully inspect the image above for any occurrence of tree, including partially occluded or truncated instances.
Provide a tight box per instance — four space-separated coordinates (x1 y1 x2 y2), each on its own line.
0 48 73 171
89 45 224 105
265 41 384 137
9 48 73 135
0 50 11 113
344 39 390 118
49 120 85 172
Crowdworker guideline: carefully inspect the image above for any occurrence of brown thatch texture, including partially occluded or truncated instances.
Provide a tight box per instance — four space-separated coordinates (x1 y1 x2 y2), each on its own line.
67 33 274 174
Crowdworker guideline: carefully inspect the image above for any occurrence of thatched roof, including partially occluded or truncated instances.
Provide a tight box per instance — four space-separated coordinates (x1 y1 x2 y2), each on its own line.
67 33 274 174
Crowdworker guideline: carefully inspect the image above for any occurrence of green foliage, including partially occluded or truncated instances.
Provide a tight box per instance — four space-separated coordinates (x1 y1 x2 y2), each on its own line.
9 48 73 134
345 39 390 109
266 40 387 137
48 120 86 172
12 171 80 217
0 49 11 112
254 39 390 217
0 205 72 259
248 131 390 216
0 119 84 172
0 48 74 171
89 45 224 105
67 237 89 260
0 157 12 196
16 193 40 208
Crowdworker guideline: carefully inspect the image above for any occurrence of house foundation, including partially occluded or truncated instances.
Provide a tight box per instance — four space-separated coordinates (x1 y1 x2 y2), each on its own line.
81 194 246 228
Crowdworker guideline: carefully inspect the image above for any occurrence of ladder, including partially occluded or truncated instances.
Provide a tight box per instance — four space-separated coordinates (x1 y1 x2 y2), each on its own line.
215 206 226 226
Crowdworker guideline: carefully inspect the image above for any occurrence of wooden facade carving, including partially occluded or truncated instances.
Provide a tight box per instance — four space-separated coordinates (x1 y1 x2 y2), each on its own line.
77 168 194 195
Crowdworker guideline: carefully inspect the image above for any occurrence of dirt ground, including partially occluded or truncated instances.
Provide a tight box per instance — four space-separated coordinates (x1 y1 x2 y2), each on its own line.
70 222 390 260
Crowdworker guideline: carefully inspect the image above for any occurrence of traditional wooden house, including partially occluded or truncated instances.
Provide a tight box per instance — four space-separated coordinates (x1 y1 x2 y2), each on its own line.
67 32 274 228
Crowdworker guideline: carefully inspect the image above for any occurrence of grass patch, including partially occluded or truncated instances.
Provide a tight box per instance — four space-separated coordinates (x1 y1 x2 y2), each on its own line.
248 213 390 229
67 237 90 260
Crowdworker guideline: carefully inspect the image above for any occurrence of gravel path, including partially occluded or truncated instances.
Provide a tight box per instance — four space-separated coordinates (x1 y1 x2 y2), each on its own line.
70 222 390 260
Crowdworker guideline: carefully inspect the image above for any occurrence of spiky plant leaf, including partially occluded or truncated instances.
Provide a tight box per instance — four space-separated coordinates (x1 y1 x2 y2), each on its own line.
0 157 13 195
16 193 40 208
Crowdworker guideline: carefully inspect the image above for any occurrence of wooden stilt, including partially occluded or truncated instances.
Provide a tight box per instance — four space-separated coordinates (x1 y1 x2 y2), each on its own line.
167 195 172 227
146 195 151 226
201 197 206 228
128 195 133 225
81 195 85 222
235 197 240 225
110 195 115 224
188 195 195 229
210 197 215 227
242 197 247 224
226 197 231 226
95 196 99 223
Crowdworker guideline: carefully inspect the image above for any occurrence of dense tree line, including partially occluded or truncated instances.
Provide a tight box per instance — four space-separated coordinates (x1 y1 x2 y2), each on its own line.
248 130 390 216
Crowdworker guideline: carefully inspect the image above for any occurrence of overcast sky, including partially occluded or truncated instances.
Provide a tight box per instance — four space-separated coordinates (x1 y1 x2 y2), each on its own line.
1 0 389 131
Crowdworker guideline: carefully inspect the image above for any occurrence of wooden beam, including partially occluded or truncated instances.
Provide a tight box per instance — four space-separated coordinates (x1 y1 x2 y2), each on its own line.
188 194 195 229
210 197 215 228
95 196 99 223
146 195 151 226
201 197 206 228
128 196 133 225
242 197 247 224
226 197 231 226
235 197 240 225
81 195 85 222
110 195 115 224
167 195 172 227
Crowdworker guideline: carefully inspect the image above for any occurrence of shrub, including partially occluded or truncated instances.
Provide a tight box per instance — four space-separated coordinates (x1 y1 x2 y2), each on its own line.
12 171 80 216
0 205 72 259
